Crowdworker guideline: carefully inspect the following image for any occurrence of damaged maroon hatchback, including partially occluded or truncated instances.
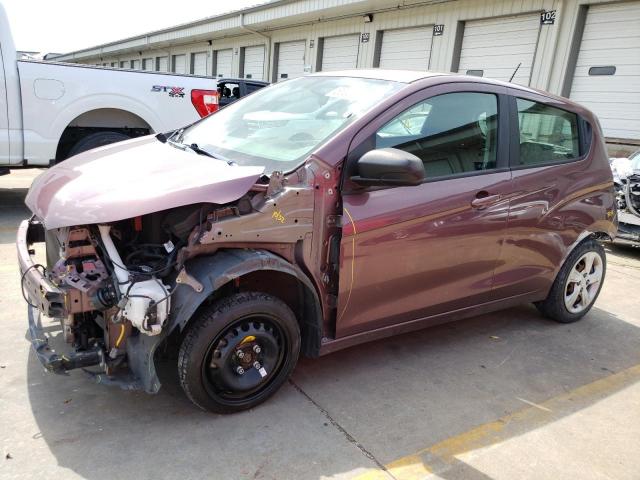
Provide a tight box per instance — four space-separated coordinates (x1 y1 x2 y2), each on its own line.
18 71 617 413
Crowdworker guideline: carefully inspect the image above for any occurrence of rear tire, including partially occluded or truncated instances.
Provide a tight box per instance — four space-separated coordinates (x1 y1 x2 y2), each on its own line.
535 239 606 323
67 131 130 157
178 292 300 414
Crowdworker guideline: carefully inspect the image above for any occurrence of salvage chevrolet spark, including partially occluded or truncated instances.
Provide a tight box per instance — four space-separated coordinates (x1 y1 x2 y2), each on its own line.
18 71 617 413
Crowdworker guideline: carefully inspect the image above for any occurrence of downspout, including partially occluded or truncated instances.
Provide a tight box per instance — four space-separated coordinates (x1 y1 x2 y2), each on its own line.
239 13 271 80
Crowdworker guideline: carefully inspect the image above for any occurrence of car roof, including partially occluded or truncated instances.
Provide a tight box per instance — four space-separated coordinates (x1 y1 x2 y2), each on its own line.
309 69 447 83
308 69 546 93
308 69 579 106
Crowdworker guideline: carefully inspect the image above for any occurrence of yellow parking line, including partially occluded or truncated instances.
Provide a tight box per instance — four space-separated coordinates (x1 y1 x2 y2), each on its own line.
355 364 640 480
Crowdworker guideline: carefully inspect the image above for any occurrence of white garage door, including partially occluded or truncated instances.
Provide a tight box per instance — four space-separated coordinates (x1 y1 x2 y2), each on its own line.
131 59 141 70
570 2 640 140
458 13 541 85
277 40 306 81
142 58 153 71
215 49 233 78
172 54 186 74
191 52 208 76
156 56 169 72
379 26 432 70
243 45 265 80
321 34 360 71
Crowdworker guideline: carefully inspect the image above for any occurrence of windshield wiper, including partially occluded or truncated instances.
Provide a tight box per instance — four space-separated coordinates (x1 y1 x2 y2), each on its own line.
166 137 236 165
190 144 237 165
188 143 216 159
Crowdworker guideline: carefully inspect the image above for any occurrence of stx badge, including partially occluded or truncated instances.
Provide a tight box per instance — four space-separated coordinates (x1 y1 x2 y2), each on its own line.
151 85 185 98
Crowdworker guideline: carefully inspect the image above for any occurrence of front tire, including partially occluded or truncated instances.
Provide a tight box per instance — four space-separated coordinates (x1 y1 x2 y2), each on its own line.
178 292 300 413
535 239 606 323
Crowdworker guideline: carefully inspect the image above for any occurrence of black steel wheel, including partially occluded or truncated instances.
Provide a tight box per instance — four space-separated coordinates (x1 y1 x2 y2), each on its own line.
178 292 300 413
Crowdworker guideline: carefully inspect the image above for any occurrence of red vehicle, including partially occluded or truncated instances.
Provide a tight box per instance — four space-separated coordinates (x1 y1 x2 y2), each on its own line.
18 70 616 413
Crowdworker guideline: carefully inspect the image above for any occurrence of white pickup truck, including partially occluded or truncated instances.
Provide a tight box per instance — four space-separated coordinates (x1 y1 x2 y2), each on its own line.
0 4 221 173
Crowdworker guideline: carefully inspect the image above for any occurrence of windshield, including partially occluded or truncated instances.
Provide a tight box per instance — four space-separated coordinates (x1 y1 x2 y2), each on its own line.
180 76 405 173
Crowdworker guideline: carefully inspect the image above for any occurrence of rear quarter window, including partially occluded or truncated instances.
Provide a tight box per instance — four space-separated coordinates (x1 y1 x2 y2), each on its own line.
516 98 580 167
245 83 265 94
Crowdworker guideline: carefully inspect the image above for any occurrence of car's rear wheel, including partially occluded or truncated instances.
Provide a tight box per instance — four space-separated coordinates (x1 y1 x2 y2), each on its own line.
178 292 300 413
535 239 606 323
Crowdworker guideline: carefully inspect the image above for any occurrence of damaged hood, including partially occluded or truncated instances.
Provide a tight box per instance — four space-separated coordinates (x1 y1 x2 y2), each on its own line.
26 136 265 229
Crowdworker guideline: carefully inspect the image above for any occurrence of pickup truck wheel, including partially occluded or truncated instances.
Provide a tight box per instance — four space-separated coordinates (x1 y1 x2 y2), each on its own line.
178 292 301 413
535 239 606 323
67 131 130 157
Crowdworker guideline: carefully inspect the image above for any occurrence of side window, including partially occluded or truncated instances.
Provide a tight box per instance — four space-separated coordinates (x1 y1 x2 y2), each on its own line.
375 92 499 179
516 98 580 166
245 83 264 94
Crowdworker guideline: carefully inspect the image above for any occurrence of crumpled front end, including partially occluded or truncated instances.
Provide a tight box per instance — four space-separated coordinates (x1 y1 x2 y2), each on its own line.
17 216 176 392
17 161 323 395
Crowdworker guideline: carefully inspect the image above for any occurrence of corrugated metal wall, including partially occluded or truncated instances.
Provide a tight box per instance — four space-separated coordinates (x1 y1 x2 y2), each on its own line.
70 0 638 141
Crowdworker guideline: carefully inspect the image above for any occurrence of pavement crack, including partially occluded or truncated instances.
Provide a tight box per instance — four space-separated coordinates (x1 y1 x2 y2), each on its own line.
288 378 394 478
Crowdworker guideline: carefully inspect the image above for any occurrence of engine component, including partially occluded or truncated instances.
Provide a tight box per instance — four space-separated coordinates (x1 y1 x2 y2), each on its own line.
62 315 75 343
50 227 111 314
98 225 170 335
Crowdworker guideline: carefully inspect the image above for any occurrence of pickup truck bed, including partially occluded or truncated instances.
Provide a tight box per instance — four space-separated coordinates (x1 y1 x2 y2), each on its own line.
1 3 268 169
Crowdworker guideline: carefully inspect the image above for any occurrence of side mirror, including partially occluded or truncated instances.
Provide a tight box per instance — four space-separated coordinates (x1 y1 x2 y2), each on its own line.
351 148 425 187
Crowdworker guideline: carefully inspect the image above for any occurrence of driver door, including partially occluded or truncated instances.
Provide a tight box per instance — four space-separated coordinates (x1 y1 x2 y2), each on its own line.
336 85 512 337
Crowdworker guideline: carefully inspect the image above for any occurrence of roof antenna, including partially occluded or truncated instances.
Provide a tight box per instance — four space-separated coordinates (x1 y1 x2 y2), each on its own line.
509 63 522 83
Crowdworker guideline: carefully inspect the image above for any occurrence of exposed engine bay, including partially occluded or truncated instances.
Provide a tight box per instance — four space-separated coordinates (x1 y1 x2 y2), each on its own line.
613 171 640 245
20 165 330 390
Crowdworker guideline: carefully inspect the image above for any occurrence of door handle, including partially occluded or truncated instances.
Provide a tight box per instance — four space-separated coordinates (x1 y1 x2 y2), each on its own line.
471 192 502 209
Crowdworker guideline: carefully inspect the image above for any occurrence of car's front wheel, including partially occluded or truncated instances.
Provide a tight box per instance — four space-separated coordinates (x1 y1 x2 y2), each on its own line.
178 292 300 413
535 239 606 323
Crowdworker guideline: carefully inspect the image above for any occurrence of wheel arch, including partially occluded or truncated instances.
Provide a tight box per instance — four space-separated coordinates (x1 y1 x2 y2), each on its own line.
554 228 612 282
65 108 153 130
40 92 166 162
54 107 156 161
170 250 323 358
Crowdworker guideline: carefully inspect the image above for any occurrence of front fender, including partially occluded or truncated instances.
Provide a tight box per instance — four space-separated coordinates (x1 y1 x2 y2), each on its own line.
169 249 323 352
129 249 324 394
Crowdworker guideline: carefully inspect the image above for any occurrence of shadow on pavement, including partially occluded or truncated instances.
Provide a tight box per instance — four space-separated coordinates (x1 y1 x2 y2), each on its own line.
26 302 640 480
605 242 640 261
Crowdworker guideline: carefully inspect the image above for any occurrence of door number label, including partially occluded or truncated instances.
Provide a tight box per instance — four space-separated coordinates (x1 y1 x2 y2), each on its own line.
540 10 556 24
433 24 445 36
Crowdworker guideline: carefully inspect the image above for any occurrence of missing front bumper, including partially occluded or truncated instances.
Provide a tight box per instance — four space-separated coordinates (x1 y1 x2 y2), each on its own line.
27 304 103 373
18 217 163 393
17 219 66 318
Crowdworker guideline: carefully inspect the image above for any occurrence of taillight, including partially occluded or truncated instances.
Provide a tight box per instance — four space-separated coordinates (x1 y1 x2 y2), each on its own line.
191 89 219 118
